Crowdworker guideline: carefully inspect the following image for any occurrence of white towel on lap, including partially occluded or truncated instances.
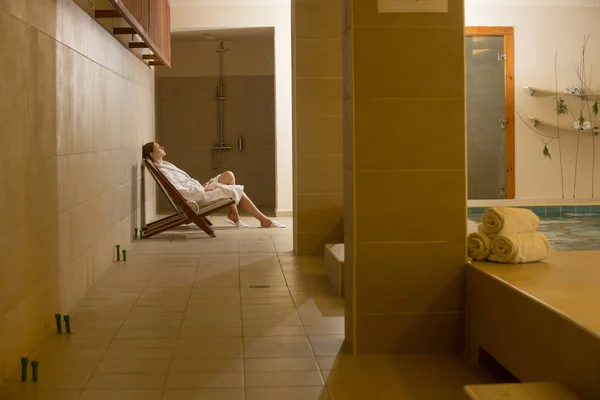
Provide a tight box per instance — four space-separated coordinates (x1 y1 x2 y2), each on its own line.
481 207 540 236
487 232 550 264
467 230 492 261
206 174 244 204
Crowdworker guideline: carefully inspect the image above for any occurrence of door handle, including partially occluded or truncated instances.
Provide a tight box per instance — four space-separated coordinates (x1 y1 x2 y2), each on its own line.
499 118 507 129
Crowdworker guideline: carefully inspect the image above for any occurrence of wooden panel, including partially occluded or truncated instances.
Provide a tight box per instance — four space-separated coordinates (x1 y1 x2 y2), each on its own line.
465 26 514 36
122 0 149 32
95 10 120 18
106 0 172 68
148 0 171 67
113 27 135 34
504 33 515 199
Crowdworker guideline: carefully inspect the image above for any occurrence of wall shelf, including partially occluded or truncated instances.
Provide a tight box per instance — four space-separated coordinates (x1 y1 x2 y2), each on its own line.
523 86 599 100
95 0 171 68
526 115 600 133
528 116 539 127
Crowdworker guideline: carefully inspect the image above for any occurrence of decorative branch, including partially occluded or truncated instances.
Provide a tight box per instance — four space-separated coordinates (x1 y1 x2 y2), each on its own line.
516 34 598 199
555 51 565 198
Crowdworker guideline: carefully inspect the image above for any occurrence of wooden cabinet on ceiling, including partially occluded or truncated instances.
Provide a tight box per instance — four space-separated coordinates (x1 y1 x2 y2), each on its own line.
95 0 172 68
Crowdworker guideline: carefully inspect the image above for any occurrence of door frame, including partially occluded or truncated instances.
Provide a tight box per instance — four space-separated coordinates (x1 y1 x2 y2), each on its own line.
465 26 515 199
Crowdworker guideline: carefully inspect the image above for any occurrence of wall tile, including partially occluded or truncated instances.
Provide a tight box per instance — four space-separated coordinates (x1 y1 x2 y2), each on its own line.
198 99 219 123
296 193 344 233
356 241 465 314
295 78 343 118
34 30 58 157
295 0 342 39
1 161 28 236
296 155 343 195
355 170 466 243
0 0 156 384
342 100 353 171
296 117 343 156
0 10 36 161
356 312 465 354
354 98 465 170
160 121 200 148
296 39 342 78
352 26 464 100
58 209 73 270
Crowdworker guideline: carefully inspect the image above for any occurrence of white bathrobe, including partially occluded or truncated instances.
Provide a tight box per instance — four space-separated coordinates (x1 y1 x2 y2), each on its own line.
156 161 244 205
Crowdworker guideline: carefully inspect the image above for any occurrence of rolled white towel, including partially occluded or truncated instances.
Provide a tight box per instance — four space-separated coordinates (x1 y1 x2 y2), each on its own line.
487 232 550 264
467 230 492 261
481 207 540 236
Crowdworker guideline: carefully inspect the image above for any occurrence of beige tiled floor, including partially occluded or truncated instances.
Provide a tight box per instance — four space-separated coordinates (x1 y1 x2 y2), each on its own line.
0 216 501 399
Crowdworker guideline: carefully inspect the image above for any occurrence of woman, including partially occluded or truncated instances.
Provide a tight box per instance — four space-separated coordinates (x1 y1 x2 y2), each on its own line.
142 142 285 228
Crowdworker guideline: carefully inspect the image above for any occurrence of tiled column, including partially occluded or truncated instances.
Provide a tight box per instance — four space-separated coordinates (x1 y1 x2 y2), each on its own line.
292 0 344 255
343 0 467 353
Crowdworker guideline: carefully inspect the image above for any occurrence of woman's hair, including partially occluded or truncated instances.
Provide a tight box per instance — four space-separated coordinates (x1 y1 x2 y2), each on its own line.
142 142 155 160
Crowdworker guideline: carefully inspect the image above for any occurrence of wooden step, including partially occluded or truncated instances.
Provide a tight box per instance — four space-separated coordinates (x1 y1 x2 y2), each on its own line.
113 27 136 35
95 10 120 18
324 244 344 297
464 383 580 400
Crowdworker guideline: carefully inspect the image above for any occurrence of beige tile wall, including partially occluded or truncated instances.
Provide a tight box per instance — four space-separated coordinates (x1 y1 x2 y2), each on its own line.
293 0 344 255
156 75 276 212
343 0 467 353
0 0 156 384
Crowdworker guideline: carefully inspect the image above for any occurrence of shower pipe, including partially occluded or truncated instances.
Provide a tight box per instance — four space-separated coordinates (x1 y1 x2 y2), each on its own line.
212 41 231 169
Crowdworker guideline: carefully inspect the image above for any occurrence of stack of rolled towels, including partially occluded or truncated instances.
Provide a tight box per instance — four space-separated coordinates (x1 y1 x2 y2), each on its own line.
468 207 551 264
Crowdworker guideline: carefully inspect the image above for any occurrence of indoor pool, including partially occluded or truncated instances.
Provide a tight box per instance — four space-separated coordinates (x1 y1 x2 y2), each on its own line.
469 213 600 251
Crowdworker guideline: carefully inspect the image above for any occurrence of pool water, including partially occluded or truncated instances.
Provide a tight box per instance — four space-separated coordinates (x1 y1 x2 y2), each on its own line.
469 213 600 251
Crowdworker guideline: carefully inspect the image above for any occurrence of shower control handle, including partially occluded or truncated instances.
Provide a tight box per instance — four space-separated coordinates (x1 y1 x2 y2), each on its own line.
238 136 244 151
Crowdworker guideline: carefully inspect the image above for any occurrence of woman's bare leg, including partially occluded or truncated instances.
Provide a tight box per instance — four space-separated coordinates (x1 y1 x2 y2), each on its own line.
217 171 242 222
238 193 272 227
218 171 236 185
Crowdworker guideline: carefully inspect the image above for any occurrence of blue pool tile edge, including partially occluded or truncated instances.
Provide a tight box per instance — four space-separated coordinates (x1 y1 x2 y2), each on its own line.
468 205 600 218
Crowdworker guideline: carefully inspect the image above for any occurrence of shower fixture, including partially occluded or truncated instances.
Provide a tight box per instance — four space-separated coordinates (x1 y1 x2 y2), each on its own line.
212 40 232 169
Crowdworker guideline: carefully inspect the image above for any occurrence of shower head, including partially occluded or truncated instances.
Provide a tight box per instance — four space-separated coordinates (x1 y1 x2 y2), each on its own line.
216 41 230 53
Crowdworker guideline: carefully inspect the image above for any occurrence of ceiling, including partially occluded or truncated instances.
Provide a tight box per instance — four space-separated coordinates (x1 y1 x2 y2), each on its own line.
171 27 274 42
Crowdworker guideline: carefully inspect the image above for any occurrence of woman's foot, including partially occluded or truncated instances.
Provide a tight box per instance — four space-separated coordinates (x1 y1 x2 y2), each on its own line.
227 212 240 222
225 213 248 228
224 217 249 228
260 219 286 228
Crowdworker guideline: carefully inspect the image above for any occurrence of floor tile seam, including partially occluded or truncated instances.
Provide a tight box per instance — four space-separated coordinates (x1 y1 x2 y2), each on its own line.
236 245 247 394
272 250 323 379
163 258 200 398
80 270 154 393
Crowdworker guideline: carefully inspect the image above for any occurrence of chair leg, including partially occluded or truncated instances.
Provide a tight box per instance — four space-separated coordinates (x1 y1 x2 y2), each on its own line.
143 218 187 238
146 213 178 225
204 217 213 226
193 217 216 238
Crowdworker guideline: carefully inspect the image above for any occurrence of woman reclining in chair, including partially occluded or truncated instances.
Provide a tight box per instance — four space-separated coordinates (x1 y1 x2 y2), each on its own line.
143 142 285 228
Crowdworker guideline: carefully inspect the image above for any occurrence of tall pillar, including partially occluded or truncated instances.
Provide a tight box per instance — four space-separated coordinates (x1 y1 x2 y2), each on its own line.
292 0 344 255
343 0 467 353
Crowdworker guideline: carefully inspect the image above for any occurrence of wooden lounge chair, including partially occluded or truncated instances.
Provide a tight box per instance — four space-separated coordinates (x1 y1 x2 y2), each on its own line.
142 158 235 238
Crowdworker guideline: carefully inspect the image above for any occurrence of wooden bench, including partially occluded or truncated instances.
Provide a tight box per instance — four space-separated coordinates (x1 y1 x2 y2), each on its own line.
142 158 235 238
464 383 580 400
